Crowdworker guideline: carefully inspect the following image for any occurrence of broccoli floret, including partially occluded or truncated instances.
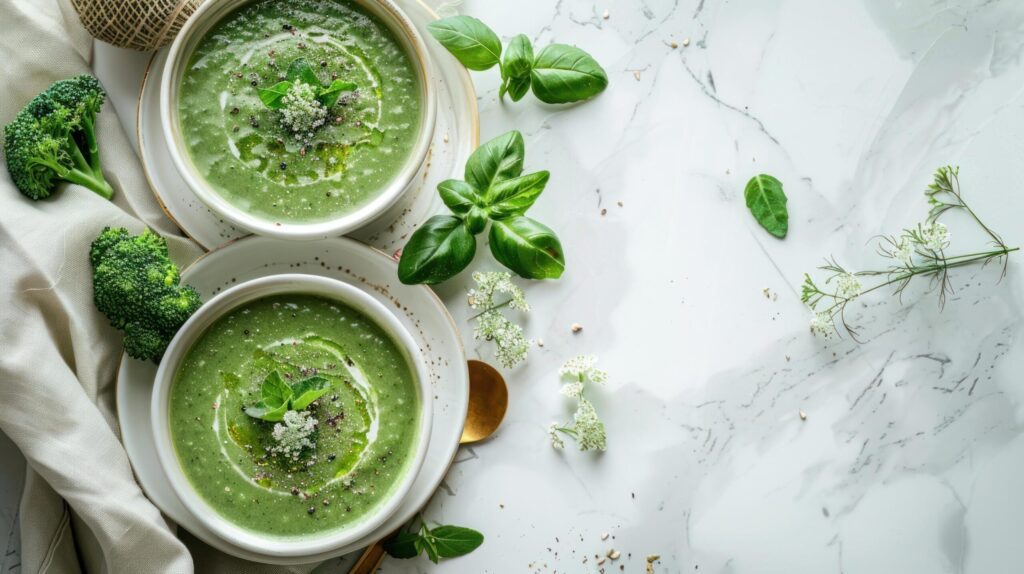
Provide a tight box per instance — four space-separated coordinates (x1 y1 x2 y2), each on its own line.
90 227 202 361
3 75 114 200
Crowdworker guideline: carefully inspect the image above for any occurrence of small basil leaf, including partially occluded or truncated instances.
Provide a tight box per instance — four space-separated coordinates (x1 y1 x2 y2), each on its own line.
429 526 485 558
421 535 441 564
530 44 608 104
257 81 292 109
426 16 502 71
744 174 788 238
286 57 321 86
398 215 477 285
501 34 534 80
383 531 421 559
261 371 293 408
506 75 531 102
317 79 357 109
289 375 332 410
437 179 481 216
465 131 525 194
489 216 565 279
244 400 290 422
465 206 488 235
487 171 550 219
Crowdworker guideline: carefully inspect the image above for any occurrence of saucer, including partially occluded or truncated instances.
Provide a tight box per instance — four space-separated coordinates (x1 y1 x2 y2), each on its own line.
116 236 469 565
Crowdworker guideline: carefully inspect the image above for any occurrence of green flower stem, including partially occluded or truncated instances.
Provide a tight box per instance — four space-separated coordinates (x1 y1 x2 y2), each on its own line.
468 298 514 320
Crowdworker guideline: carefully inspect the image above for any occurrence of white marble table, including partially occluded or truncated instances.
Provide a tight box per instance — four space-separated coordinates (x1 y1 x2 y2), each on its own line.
7 0 1024 572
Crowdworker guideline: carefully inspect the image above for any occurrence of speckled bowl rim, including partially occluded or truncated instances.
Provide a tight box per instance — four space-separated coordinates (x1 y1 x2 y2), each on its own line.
159 0 437 240
150 273 433 557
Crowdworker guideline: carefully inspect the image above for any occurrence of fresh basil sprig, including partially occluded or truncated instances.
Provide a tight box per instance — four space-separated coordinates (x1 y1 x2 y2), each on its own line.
426 16 607 104
383 514 484 563
257 58 356 110
744 174 789 238
244 370 331 422
398 130 565 284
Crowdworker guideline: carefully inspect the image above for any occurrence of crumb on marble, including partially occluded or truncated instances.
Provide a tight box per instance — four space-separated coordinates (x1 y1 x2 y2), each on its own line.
571 323 583 333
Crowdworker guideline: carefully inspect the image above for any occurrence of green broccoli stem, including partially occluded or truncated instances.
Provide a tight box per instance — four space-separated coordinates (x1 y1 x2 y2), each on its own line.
64 168 114 199
67 132 92 174
81 115 103 177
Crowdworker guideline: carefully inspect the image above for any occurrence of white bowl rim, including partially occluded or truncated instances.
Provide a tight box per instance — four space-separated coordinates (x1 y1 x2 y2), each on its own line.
159 0 438 241
150 273 433 556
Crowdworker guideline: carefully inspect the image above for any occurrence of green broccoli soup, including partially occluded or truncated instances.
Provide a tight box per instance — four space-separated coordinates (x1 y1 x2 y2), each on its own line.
169 294 421 537
177 0 423 224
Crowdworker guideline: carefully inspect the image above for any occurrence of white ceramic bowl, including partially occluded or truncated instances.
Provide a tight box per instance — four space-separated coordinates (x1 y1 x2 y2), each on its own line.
160 0 437 240
151 274 433 557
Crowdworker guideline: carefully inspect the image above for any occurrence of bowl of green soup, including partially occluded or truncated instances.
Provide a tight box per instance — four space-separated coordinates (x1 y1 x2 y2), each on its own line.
160 0 436 240
151 274 432 556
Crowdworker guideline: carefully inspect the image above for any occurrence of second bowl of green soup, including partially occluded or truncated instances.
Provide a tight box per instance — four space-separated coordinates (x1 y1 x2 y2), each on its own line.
151 274 432 556
161 0 436 239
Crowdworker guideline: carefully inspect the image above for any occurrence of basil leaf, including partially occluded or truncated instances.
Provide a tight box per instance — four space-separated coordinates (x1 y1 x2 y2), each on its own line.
257 81 292 109
383 531 421 559
506 75 531 102
261 371 293 408
426 16 501 71
289 375 331 410
502 34 534 80
398 215 477 284
317 79 357 109
744 174 788 238
286 57 321 86
487 171 550 219
530 44 608 104
464 131 524 195
437 179 481 216
488 216 565 279
429 526 484 558
421 536 440 564
244 400 290 422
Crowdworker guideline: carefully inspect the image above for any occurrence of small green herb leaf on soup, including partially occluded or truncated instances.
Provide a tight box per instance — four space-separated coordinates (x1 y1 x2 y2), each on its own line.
530 44 608 104
429 525 485 558
261 370 294 408
244 400 290 422
257 80 293 109
744 174 789 238
487 171 550 219
398 215 477 285
289 375 332 410
426 16 502 71
383 531 421 559
489 216 565 279
286 57 321 86
501 34 534 81
317 79 357 109
465 130 525 196
437 179 481 216
505 75 531 102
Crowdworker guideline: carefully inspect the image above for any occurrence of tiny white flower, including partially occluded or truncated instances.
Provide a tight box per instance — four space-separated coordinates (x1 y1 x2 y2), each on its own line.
893 239 914 266
572 399 607 451
558 355 608 383
561 382 584 398
809 311 833 337
834 272 862 300
470 272 532 368
920 222 950 252
547 423 565 449
270 410 317 461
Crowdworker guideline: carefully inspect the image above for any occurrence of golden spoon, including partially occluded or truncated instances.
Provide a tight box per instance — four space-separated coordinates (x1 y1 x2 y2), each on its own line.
348 360 508 573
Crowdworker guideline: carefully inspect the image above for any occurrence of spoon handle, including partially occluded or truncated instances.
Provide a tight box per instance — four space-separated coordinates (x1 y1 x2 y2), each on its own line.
348 531 396 574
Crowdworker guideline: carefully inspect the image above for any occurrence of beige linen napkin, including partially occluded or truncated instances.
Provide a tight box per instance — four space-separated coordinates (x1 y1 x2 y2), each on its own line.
0 1 326 572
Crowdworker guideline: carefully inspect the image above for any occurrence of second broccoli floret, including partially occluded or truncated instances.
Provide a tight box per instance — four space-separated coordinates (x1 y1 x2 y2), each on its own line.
90 227 202 361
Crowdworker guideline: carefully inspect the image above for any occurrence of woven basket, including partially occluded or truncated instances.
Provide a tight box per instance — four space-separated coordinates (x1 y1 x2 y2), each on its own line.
70 0 203 51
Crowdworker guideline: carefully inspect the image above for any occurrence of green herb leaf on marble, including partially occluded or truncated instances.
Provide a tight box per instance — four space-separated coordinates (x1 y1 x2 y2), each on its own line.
426 16 502 71
744 174 789 238
530 44 608 104
384 514 484 563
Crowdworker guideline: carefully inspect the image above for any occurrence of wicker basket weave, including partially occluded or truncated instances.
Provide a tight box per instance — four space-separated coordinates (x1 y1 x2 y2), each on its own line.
70 0 203 51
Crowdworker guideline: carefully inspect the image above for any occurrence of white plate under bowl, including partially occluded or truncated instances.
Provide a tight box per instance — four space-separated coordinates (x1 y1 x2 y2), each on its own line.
137 0 478 251
116 236 469 565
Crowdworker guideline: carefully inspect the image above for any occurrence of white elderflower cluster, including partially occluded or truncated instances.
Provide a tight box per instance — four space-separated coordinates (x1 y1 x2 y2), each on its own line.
809 311 833 338
468 271 532 368
278 81 327 139
270 410 317 461
834 272 862 300
892 239 914 266
549 355 608 452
